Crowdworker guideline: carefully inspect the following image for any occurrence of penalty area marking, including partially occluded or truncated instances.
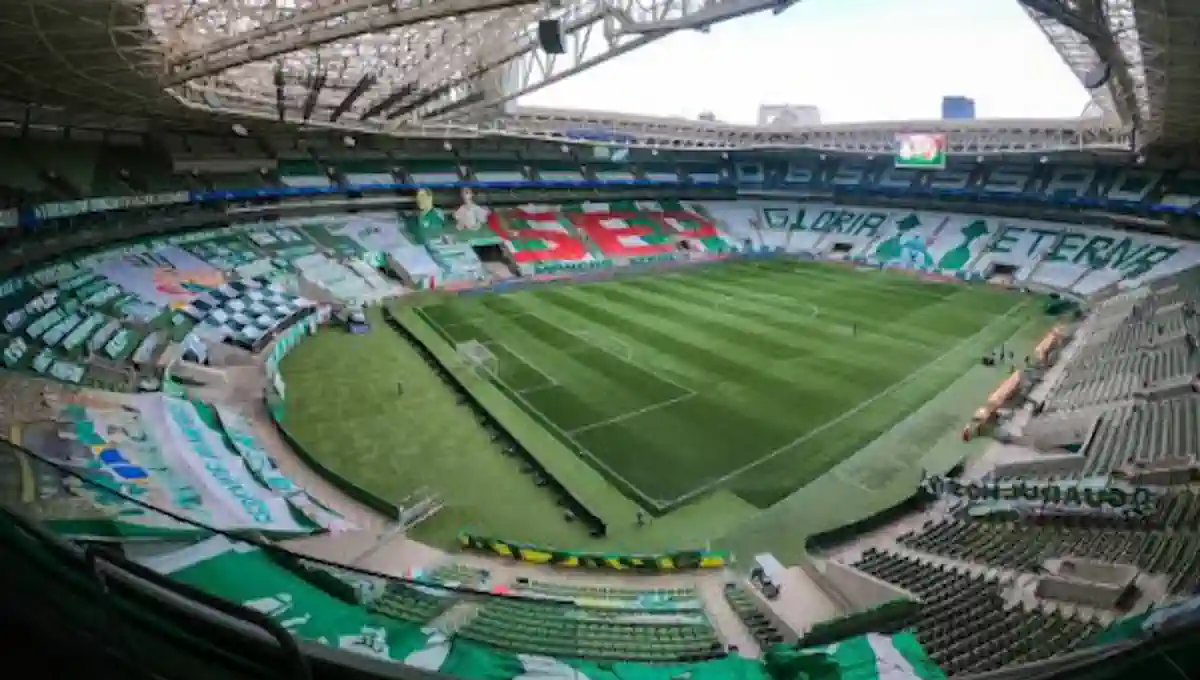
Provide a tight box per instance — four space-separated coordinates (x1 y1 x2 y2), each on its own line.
418 311 559 394
417 305 679 508
567 392 697 435
554 323 697 397
480 340 560 395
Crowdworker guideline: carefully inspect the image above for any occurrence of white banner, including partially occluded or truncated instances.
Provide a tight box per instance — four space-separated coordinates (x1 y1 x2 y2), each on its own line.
214 405 355 533
137 395 316 534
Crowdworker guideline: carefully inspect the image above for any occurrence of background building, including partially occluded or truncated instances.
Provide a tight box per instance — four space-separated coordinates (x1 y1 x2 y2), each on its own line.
757 104 821 127
942 96 977 120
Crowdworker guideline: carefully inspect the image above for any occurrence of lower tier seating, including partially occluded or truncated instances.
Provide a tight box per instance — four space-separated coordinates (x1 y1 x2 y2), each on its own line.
723 583 785 649
511 578 699 606
457 597 723 663
897 515 1200 595
852 549 1102 675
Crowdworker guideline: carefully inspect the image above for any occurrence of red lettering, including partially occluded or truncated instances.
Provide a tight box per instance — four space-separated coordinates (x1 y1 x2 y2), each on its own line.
661 211 722 240
568 212 675 258
488 210 590 264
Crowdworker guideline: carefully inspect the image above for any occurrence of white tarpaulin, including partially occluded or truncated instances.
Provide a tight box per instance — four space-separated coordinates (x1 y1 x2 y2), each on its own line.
214 404 354 533
10 392 324 540
335 214 417 252
150 396 315 533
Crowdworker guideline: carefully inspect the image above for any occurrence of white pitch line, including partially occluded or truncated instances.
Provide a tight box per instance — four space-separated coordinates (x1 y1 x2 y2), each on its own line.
522 309 697 396
434 310 539 335
517 383 561 395
485 340 559 392
567 392 697 435
666 298 1034 507
831 467 875 493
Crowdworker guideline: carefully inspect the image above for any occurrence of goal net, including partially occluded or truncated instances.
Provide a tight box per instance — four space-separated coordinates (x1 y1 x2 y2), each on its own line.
456 340 500 379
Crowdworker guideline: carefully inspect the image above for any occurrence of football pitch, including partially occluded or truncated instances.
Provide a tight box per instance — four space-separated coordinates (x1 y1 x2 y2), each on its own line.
413 259 1035 510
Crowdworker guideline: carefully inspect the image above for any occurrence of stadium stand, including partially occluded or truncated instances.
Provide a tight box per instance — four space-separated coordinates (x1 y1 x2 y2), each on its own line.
8 0 1200 671
850 549 1104 675
457 596 724 662
368 562 492 625
3 128 1200 680
724 583 788 648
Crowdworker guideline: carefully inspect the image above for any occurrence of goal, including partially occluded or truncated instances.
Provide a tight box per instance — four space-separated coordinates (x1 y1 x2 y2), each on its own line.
456 340 500 379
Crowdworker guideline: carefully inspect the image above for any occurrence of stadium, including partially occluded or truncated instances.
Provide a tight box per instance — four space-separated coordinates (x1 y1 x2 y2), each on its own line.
1 0 1200 678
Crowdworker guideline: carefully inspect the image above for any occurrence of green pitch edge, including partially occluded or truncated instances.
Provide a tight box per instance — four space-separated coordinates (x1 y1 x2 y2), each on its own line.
389 305 642 526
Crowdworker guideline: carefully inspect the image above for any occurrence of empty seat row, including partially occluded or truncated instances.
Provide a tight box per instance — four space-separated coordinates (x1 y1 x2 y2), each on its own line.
1083 394 1200 476
723 583 785 649
458 597 722 663
513 578 699 604
852 549 1102 675
897 515 1200 594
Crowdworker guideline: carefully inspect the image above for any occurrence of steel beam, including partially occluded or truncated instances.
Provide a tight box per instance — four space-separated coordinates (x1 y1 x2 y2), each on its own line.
161 0 540 85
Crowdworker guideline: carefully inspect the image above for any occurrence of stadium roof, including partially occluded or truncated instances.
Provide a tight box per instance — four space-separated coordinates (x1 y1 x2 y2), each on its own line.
0 0 1196 154
1022 0 1200 148
0 0 792 129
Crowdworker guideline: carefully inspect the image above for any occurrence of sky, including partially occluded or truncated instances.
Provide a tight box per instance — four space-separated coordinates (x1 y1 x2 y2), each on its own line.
521 0 1094 124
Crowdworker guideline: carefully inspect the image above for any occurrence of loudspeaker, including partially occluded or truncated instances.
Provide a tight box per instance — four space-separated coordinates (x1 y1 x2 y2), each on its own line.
538 19 565 55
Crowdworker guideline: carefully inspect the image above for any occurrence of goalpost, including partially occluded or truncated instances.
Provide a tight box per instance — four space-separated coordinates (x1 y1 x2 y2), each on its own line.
456 340 501 381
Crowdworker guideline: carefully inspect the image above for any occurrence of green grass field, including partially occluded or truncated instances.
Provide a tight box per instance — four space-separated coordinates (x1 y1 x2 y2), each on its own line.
281 259 1049 552
417 260 1032 509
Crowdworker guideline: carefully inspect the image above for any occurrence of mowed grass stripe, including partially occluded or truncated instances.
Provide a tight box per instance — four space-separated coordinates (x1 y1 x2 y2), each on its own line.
420 306 551 391
655 274 938 355
558 267 956 409
689 267 956 342
577 282 817 361
525 287 816 477
498 289 725 392
605 279 924 399
609 279 934 415
624 275 938 376
694 264 977 344
533 285 826 417
552 284 860 405
640 272 947 364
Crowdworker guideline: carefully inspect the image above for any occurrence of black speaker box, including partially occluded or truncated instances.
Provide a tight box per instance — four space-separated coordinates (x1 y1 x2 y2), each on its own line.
538 19 565 55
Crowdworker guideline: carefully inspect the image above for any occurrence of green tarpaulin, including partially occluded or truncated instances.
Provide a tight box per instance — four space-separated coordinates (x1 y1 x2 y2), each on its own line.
150 537 942 680
764 632 945 680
